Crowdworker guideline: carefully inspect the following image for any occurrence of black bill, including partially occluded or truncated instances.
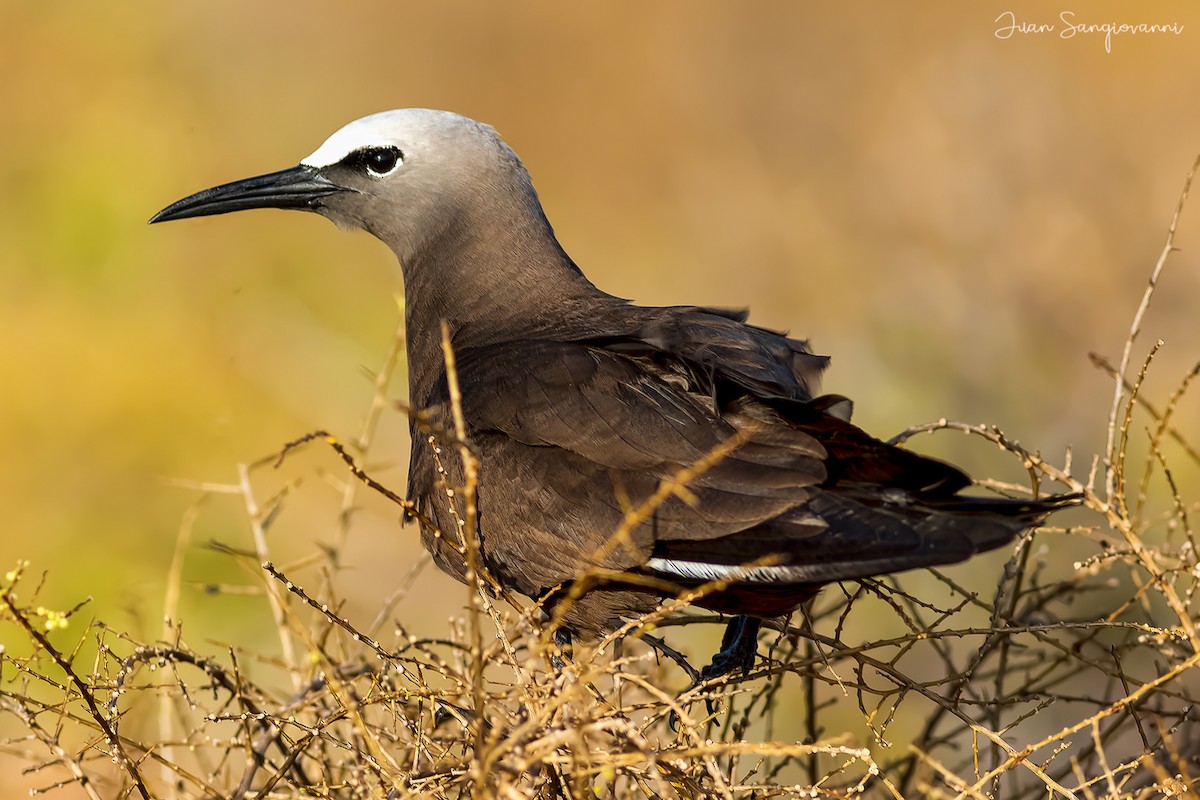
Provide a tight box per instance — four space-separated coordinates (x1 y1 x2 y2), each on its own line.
149 165 344 224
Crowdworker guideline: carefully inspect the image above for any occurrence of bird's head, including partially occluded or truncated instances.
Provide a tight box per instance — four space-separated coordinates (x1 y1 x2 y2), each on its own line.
150 109 549 266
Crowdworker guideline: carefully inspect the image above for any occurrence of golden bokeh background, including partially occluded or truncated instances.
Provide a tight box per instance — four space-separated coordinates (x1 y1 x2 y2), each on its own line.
3 2 1200 792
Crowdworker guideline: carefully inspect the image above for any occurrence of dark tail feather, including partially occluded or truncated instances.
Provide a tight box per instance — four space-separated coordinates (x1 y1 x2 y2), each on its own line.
925 492 1082 525
918 492 1082 555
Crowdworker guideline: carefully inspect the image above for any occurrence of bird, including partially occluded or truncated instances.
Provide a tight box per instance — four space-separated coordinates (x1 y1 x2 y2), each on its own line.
151 109 1075 684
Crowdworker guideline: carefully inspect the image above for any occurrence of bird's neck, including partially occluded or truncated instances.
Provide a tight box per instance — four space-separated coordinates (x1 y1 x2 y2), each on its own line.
397 205 624 408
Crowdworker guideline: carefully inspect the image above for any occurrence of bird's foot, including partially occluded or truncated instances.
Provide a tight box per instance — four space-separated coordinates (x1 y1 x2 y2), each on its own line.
672 616 762 728
699 615 762 683
549 627 573 672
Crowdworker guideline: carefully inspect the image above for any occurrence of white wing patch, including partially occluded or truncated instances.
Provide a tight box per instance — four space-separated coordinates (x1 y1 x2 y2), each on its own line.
645 557 809 584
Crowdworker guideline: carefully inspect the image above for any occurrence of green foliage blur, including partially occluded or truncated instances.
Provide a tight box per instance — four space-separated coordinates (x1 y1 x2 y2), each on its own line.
2 2 1199 792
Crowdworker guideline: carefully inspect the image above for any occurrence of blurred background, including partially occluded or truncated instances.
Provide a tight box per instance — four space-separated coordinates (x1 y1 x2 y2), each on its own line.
3 1 1200 791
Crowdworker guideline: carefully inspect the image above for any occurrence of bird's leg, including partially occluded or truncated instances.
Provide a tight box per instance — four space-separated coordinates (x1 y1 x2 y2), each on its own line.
550 627 574 671
699 615 762 683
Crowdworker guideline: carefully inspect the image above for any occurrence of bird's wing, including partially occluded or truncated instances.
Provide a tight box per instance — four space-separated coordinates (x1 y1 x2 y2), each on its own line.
424 340 828 586
601 305 830 402
455 338 826 478
425 338 1043 609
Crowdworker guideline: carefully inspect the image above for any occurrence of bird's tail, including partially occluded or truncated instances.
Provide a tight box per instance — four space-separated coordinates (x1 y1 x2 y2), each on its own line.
916 491 1083 554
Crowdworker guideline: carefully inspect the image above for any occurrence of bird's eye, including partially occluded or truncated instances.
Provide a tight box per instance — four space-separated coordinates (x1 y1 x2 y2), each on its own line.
360 146 402 177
